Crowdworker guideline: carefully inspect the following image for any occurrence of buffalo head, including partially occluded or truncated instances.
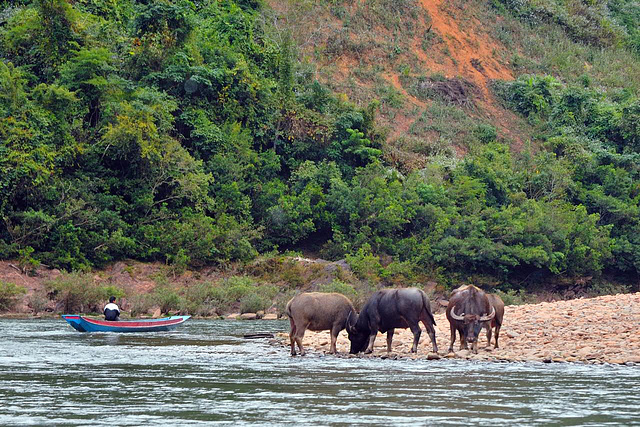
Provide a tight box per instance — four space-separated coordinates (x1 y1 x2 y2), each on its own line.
449 305 495 352
346 311 368 354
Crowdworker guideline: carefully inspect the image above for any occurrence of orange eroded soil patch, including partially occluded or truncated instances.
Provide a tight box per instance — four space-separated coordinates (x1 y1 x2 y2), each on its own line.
278 292 640 365
418 0 513 95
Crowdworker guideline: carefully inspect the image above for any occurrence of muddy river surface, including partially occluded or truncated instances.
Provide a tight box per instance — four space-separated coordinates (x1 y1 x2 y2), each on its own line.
1 318 639 425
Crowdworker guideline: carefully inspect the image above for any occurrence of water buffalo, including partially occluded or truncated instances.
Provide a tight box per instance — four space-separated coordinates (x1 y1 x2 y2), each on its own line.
285 292 355 356
446 285 495 354
483 293 504 349
346 288 438 354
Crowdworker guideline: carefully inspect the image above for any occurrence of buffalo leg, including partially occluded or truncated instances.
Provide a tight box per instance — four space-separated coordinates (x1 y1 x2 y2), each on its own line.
289 318 297 356
294 326 307 356
421 320 438 353
460 330 468 350
448 323 457 353
364 333 377 354
494 324 501 349
485 324 493 349
329 325 342 354
329 333 337 354
386 329 394 352
410 324 422 353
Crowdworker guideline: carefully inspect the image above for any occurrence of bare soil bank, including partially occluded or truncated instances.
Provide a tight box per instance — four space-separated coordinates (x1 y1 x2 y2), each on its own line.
276 292 640 365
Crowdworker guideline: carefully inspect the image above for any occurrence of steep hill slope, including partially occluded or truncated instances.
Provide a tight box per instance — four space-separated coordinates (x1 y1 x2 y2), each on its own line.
265 0 526 168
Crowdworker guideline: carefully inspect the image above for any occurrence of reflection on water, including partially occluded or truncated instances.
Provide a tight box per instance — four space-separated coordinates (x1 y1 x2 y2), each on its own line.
1 318 639 426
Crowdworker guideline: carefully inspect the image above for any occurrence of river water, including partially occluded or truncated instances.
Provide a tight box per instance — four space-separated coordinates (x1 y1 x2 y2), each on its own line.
1 318 639 426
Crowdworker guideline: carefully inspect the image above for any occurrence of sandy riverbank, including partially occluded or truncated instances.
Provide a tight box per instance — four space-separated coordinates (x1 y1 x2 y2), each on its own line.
276 292 640 365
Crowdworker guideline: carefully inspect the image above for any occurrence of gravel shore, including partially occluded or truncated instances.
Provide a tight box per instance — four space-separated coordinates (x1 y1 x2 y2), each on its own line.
277 292 640 365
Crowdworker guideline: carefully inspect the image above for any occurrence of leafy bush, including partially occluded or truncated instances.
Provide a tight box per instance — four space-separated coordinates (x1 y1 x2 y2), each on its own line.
47 272 102 313
129 294 155 317
239 292 270 314
0 281 26 311
493 288 532 306
152 286 182 314
224 276 256 301
318 279 358 303
346 244 383 282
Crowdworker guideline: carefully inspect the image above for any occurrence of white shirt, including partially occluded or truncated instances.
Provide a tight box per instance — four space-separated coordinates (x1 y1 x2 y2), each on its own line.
104 303 120 312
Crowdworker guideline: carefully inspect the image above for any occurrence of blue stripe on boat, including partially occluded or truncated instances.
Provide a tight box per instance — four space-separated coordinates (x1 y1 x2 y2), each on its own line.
61 315 190 333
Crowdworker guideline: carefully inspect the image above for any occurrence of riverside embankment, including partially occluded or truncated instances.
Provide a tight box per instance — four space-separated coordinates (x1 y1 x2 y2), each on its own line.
277 292 640 365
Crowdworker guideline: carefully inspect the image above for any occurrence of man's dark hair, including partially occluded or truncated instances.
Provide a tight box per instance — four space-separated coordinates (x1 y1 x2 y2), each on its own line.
109 296 116 303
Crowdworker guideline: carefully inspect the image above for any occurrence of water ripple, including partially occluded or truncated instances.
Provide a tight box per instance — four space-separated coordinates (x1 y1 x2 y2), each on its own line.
1 319 639 426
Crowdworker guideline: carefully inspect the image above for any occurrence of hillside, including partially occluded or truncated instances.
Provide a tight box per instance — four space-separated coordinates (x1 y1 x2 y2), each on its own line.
265 0 525 167
1 0 640 301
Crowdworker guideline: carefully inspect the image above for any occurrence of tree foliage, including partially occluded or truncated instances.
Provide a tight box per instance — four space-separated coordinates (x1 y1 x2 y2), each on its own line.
0 0 639 290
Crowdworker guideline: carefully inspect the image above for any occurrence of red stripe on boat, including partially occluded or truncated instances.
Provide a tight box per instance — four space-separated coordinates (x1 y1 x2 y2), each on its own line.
83 318 184 327
64 316 81 319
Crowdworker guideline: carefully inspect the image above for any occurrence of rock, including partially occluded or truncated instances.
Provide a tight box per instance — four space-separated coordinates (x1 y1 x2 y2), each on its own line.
152 308 161 318
506 331 519 338
262 313 278 320
427 352 441 360
239 313 258 320
226 313 241 319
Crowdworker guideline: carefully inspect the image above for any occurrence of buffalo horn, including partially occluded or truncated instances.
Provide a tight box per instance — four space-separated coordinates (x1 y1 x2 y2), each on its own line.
479 306 495 322
346 310 355 333
450 307 465 321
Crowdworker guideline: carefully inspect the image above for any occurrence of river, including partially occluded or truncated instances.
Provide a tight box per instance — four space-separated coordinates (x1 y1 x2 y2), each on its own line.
1 318 639 426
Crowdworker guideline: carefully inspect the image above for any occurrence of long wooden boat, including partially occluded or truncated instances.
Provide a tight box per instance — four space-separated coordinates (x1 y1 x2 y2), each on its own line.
61 315 190 333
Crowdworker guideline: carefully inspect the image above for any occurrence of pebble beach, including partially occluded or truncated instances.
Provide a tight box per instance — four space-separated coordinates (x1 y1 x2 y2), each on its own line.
276 292 640 365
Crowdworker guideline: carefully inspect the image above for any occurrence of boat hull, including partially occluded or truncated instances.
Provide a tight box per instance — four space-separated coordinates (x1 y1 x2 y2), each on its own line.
62 315 190 332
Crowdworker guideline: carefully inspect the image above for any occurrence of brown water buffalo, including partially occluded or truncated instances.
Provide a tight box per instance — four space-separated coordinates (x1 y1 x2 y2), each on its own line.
446 285 495 354
285 292 355 356
346 288 438 354
483 293 504 349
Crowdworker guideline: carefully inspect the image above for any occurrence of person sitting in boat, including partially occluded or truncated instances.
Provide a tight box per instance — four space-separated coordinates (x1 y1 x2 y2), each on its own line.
104 296 120 321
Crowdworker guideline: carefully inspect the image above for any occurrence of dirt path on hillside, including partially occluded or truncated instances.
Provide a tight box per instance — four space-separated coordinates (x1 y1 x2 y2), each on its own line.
276 292 640 365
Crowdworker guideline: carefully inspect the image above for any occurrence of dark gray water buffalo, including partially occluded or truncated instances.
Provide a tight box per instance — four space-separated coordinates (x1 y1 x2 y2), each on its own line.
285 292 355 356
446 285 495 354
483 293 505 349
346 288 438 354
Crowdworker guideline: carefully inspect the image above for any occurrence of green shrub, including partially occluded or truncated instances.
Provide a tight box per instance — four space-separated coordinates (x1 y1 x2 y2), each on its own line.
0 281 26 311
224 276 255 301
129 294 155 317
18 246 40 276
47 272 102 313
280 261 305 288
183 281 232 315
239 292 270 314
493 288 532 306
152 286 182 314
98 285 125 302
380 261 417 286
318 279 358 303
346 244 383 282
27 291 48 315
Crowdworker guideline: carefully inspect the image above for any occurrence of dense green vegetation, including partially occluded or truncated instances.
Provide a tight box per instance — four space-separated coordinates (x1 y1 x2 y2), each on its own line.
1 0 639 297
